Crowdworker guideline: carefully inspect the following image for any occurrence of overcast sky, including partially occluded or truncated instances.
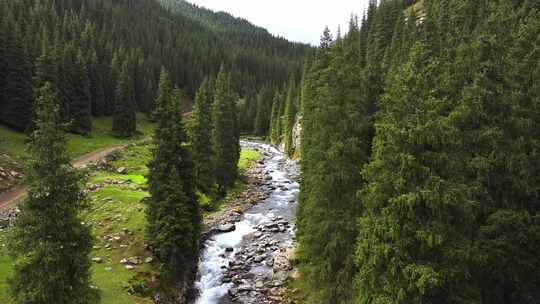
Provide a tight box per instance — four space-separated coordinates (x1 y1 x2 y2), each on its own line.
186 0 370 45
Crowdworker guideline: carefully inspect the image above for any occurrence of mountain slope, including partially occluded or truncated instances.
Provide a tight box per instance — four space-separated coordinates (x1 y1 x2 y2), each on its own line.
0 0 309 132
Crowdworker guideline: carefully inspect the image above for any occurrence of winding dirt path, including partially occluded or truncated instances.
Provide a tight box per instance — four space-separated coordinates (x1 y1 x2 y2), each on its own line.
0 144 127 210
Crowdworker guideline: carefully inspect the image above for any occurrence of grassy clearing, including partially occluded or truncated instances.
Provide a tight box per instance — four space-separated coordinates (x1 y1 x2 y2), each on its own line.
85 186 153 304
0 187 153 304
65 114 155 158
0 126 27 158
0 143 261 303
0 114 155 162
0 143 155 304
239 149 261 173
0 230 13 304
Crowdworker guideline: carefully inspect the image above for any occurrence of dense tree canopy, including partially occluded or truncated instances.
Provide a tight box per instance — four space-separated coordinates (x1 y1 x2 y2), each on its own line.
0 0 309 132
297 0 540 303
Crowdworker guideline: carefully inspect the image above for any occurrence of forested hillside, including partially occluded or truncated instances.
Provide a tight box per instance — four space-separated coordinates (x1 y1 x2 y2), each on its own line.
289 0 540 303
0 0 309 134
3 0 540 303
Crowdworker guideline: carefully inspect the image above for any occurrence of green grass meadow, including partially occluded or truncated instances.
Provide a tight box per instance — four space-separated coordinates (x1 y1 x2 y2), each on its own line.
0 142 261 303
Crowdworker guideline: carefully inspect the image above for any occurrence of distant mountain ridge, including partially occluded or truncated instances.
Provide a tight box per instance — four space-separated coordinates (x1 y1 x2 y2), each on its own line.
163 0 310 64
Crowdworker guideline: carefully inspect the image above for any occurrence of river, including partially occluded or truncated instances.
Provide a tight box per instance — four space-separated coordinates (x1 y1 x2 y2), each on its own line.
193 140 299 304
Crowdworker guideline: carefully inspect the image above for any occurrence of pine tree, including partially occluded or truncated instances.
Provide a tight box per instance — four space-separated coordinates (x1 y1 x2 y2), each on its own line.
88 51 106 117
146 71 200 296
269 89 283 144
112 62 137 137
253 90 267 136
453 3 540 302
0 19 34 131
212 65 239 193
282 77 298 155
8 82 98 304
108 52 122 116
34 29 58 95
69 49 92 135
254 86 273 136
297 26 367 303
356 42 477 304
190 80 215 194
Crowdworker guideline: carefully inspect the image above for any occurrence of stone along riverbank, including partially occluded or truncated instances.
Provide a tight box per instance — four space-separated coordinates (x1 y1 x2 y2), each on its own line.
194 140 299 304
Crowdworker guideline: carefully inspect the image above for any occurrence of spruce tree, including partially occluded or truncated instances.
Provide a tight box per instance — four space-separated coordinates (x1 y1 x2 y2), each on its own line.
34 29 58 95
356 42 477 304
212 65 239 193
88 51 106 117
269 89 283 144
253 89 267 136
8 82 98 304
190 80 215 194
454 3 540 302
146 71 200 295
253 86 273 136
69 50 92 135
0 19 33 131
112 62 137 137
297 26 368 303
281 77 298 155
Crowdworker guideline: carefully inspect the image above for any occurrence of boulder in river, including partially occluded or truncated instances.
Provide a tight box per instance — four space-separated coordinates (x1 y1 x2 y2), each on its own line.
218 223 236 232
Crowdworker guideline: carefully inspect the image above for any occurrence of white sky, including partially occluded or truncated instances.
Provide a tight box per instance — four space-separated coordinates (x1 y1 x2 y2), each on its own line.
186 0 370 45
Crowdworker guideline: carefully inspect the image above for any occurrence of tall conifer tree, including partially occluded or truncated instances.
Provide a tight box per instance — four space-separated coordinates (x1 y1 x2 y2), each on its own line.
146 69 200 297
112 62 137 137
190 80 215 194
282 77 298 155
0 20 33 131
298 25 368 303
269 89 283 144
8 82 98 304
212 65 239 193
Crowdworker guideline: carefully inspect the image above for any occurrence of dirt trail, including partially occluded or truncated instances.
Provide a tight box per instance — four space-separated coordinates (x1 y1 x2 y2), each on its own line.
0 144 126 210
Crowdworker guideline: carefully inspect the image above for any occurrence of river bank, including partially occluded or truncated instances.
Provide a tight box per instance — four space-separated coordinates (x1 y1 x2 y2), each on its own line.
193 141 299 304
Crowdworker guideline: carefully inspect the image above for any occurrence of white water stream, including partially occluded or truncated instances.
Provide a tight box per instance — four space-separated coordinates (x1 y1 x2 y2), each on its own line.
193 141 299 304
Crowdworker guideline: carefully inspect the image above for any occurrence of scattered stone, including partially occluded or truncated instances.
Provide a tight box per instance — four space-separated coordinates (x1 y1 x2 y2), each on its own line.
125 265 135 270
117 167 127 174
92 257 103 263
127 256 142 265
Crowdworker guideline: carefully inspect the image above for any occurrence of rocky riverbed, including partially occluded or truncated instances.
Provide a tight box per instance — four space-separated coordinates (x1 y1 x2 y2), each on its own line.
194 140 299 304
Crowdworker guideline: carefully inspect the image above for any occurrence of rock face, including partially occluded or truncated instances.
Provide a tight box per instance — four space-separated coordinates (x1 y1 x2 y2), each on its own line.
291 114 302 159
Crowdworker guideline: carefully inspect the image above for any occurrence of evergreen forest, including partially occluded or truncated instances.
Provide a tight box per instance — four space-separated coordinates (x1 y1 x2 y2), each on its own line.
294 0 540 303
1 0 539 303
